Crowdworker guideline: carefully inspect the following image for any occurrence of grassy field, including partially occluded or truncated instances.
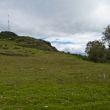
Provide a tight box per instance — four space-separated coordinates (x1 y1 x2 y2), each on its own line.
0 49 110 110
0 32 110 110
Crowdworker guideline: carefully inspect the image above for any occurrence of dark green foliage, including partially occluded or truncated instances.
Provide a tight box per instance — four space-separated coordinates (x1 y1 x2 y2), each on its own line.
103 25 110 48
86 40 106 62
105 49 110 61
86 25 110 62
102 25 110 61
16 37 57 51
0 31 57 52
0 31 18 40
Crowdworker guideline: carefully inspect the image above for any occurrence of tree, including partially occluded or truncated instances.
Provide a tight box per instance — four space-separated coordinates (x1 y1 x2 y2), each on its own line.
102 25 110 60
103 25 110 49
85 40 106 62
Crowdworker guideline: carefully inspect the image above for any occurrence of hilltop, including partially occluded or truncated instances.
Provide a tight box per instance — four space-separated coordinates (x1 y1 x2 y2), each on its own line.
0 31 57 56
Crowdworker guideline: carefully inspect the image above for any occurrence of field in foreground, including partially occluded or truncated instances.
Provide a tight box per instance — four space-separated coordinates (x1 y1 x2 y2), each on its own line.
0 50 110 110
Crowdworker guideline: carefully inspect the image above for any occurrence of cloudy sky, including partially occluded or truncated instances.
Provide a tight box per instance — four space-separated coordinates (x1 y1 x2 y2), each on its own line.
0 0 110 54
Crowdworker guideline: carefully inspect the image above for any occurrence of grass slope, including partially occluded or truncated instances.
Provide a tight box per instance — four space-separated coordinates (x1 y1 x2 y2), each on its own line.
0 32 110 110
0 31 57 54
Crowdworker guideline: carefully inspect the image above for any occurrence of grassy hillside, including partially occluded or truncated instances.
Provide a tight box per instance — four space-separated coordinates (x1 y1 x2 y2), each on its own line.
0 31 57 56
0 32 110 110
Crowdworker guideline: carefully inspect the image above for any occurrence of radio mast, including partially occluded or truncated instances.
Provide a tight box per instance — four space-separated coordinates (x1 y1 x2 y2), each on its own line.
8 14 10 31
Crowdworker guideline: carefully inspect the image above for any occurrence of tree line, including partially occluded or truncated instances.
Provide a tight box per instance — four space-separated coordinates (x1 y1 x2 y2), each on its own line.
85 25 110 62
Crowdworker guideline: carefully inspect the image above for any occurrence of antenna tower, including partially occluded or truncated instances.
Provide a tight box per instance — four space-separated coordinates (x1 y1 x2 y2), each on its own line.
8 14 10 31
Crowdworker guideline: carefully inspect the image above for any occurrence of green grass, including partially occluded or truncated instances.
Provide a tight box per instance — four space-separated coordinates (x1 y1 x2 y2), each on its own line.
0 31 57 52
0 32 110 110
0 50 110 110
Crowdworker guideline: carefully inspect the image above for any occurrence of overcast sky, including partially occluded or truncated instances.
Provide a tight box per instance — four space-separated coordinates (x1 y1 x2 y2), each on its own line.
0 0 110 54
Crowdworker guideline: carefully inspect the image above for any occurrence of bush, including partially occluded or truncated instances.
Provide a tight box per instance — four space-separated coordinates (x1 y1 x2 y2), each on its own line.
85 40 106 62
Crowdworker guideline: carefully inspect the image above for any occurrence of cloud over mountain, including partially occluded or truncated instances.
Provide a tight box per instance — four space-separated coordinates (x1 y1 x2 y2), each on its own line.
0 0 110 54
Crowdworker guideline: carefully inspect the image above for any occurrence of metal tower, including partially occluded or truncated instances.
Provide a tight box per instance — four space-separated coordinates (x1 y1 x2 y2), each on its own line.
8 14 10 31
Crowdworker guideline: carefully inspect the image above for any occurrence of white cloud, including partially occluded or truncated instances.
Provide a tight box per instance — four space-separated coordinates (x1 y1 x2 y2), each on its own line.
44 32 101 54
0 0 109 54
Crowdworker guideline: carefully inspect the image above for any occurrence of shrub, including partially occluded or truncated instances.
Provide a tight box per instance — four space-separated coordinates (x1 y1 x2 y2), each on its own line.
85 40 106 62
